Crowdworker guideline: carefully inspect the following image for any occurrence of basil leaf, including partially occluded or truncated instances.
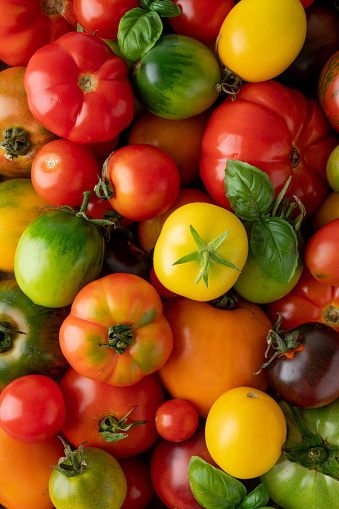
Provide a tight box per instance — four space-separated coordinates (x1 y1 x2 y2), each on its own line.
241 483 270 508
225 160 275 222
117 8 162 62
250 217 298 285
149 0 182 17
188 456 247 509
140 0 153 8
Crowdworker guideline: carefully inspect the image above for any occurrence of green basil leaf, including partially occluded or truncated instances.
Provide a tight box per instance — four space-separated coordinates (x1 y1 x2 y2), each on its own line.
117 8 163 62
149 0 182 17
241 483 270 508
224 160 275 222
188 456 247 509
250 217 298 285
140 0 153 8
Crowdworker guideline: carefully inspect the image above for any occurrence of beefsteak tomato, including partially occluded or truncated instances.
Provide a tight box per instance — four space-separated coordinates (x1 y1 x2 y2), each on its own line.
318 49 339 133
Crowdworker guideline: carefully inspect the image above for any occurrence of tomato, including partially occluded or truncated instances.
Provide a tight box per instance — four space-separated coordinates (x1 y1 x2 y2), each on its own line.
0 0 76 67
24 31 135 144
260 399 339 509
150 422 219 509
0 427 65 509
14 194 106 308
31 139 100 207
0 374 66 443
157 296 271 418
205 386 287 479
0 66 57 178
153 202 248 302
59 273 173 386
0 178 49 273
74 0 139 40
155 398 199 442
0 278 69 390
312 191 339 231
200 80 338 217
305 217 339 286
49 442 127 509
98 144 180 221
265 265 339 333
300 0 315 7
138 187 216 253
318 49 339 133
149 267 179 300
59 367 165 459
168 0 234 47
128 110 212 187
130 34 222 120
217 0 307 82
119 457 155 509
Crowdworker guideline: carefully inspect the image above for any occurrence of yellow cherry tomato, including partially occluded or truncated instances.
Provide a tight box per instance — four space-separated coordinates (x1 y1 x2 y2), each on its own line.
205 386 287 479
153 202 248 302
217 0 307 82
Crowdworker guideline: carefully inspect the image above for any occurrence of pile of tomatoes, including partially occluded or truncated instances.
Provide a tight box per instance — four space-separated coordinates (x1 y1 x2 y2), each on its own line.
0 1 339 508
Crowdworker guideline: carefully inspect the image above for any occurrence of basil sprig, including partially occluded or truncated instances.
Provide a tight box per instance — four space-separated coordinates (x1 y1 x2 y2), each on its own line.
188 456 274 509
117 0 182 62
224 160 305 286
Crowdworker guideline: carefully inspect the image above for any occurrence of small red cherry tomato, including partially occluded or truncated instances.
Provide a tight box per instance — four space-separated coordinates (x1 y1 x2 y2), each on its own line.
155 398 199 442
305 217 339 286
0 374 66 444
119 456 155 509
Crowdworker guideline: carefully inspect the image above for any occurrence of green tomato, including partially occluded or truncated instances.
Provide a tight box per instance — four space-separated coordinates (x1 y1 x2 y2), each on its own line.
260 399 339 509
14 207 105 308
49 443 127 509
130 34 222 119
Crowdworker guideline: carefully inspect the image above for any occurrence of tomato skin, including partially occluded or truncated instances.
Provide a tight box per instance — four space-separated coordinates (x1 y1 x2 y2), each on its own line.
205 387 287 479
31 139 100 207
73 0 139 40
0 278 69 390
49 446 127 509
155 399 199 442
217 0 307 82
24 32 135 144
265 265 339 333
119 457 155 509
104 144 181 221
59 368 165 459
200 80 338 217
0 178 49 273
128 110 212 187
0 0 76 66
305 218 339 286
0 66 57 178
0 428 65 509
158 297 271 417
312 191 339 231
318 49 339 133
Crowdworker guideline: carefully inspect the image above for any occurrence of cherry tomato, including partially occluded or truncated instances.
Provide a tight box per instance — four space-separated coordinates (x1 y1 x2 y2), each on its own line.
305 218 339 286
155 399 199 442
119 456 155 509
31 139 100 207
0 375 66 444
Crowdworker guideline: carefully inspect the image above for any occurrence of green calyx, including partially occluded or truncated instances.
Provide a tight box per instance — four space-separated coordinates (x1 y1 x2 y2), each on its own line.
51 439 88 478
0 127 31 160
173 224 240 289
0 321 26 353
283 405 339 480
99 323 134 355
99 407 148 443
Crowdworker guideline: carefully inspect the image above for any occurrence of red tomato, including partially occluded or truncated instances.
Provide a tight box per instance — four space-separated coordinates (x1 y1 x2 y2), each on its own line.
265 265 339 333
74 0 139 40
155 398 199 442
24 31 135 144
0 0 76 66
168 0 234 47
150 267 179 300
305 217 339 286
119 456 155 509
318 49 339 134
0 375 66 444
300 0 315 7
59 273 173 387
31 139 100 207
100 144 181 221
200 80 338 217
59 367 165 459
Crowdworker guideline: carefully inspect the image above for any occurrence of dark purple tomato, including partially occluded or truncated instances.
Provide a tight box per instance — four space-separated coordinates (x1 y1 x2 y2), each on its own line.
266 322 339 408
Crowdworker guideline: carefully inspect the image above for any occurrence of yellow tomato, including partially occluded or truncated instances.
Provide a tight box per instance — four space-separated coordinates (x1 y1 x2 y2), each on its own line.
312 191 339 232
217 0 307 82
326 144 339 193
205 386 287 479
153 202 248 302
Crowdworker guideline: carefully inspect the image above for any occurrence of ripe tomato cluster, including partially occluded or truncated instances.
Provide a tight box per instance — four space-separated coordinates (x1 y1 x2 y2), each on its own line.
0 1 339 509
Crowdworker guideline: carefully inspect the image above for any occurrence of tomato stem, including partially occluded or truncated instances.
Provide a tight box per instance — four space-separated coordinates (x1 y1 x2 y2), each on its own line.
99 323 134 354
0 321 27 353
51 438 88 478
0 127 31 160
99 407 148 443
